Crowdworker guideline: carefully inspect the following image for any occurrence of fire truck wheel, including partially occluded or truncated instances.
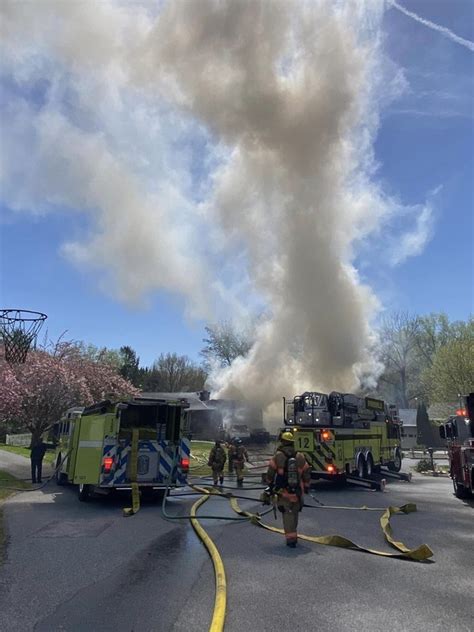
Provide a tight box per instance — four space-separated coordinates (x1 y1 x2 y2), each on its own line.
366 454 374 477
453 479 468 499
55 456 67 486
78 484 91 502
357 454 366 478
388 448 402 472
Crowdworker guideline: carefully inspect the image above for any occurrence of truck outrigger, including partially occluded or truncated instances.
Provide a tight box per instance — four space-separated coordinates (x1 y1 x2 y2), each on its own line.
53 397 191 501
283 392 403 484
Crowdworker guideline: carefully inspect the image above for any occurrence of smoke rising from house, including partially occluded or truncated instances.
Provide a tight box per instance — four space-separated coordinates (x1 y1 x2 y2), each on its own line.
139 0 386 409
1 1 426 416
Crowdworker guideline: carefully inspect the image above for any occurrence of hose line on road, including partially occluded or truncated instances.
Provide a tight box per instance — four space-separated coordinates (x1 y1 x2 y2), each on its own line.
0 451 71 492
227 494 433 561
190 494 227 632
161 484 274 522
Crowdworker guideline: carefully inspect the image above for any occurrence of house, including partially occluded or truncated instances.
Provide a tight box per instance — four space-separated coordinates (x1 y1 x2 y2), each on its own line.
138 391 263 441
139 391 220 439
399 408 417 449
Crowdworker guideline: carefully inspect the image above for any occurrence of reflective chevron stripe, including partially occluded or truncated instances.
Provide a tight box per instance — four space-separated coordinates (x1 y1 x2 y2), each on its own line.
320 442 336 459
97 437 186 486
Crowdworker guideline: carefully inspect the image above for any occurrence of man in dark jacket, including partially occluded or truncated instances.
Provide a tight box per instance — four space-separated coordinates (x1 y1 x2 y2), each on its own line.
30 438 54 484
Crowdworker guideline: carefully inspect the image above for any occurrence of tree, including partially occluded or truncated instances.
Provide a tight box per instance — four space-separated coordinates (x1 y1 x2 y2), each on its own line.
416 401 436 448
201 321 252 368
142 353 207 392
0 345 138 443
424 318 474 402
377 312 424 408
119 346 141 386
415 313 452 367
71 341 123 370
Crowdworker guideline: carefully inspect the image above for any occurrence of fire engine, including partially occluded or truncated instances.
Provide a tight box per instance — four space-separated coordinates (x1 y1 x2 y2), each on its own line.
439 393 474 499
53 397 191 501
283 391 402 480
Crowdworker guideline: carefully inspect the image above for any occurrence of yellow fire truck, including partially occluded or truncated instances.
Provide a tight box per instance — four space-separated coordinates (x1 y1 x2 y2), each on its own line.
53 397 191 501
283 391 402 480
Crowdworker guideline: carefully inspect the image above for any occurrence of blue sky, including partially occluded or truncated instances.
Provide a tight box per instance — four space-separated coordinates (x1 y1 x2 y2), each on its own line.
1 1 473 369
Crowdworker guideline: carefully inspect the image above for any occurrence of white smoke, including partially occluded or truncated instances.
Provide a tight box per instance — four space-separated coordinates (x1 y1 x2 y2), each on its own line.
0 1 433 415
389 1 474 53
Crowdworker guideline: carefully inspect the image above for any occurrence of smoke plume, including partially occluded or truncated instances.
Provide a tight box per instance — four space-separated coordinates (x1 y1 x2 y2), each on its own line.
1 1 429 416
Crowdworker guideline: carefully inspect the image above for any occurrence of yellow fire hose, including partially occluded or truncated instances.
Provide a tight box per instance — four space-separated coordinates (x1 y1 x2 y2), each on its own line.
123 428 140 517
190 494 227 632
227 494 433 561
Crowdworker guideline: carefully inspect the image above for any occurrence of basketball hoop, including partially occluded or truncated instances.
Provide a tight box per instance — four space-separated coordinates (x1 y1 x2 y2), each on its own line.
0 309 48 364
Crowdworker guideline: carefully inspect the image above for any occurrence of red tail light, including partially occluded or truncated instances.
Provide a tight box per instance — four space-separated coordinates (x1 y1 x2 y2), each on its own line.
456 409 466 417
102 456 114 473
180 457 190 471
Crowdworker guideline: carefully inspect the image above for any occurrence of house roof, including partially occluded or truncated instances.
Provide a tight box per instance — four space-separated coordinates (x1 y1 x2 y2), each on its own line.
139 391 217 412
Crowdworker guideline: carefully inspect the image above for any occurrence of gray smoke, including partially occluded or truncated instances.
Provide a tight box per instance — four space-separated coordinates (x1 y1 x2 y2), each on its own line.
1 1 424 418
136 1 386 411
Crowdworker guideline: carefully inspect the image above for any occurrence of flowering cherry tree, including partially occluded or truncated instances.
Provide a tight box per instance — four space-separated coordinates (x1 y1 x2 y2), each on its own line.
0 343 139 442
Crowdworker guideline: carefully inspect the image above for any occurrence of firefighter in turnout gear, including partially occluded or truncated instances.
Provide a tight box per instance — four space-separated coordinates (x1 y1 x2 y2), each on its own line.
229 438 249 486
266 431 311 547
208 440 227 486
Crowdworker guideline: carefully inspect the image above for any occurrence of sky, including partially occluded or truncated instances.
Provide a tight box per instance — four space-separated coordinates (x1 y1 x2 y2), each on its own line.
0 0 473 379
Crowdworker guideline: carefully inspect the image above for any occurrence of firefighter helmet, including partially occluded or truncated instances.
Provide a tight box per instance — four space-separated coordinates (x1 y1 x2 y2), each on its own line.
281 431 294 443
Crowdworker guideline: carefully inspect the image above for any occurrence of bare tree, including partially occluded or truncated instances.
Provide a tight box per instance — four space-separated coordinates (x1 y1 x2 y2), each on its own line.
378 312 423 408
143 353 207 392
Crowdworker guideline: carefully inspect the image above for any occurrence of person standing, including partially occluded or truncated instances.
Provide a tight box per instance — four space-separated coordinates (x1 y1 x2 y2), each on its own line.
265 431 311 547
229 438 249 486
208 440 227 486
29 437 54 484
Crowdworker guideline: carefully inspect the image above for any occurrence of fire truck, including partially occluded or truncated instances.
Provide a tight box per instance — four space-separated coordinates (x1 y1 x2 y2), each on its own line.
283 391 402 480
439 393 474 499
53 397 191 501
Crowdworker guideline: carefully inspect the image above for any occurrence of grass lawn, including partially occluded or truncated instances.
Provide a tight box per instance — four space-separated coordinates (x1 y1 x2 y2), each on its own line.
0 470 32 564
0 444 55 464
189 440 214 476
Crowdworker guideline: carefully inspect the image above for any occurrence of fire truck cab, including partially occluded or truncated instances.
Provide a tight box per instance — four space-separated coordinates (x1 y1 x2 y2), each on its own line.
439 393 474 499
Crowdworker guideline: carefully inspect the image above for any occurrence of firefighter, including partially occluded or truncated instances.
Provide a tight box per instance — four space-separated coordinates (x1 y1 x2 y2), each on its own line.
265 431 311 548
208 439 227 486
29 436 55 484
229 438 249 486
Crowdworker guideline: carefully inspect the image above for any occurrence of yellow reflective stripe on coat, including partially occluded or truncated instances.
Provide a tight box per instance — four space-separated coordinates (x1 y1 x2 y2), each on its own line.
123 428 140 517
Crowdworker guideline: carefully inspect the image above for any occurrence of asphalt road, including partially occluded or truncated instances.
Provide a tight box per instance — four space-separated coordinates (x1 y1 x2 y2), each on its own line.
0 451 473 632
